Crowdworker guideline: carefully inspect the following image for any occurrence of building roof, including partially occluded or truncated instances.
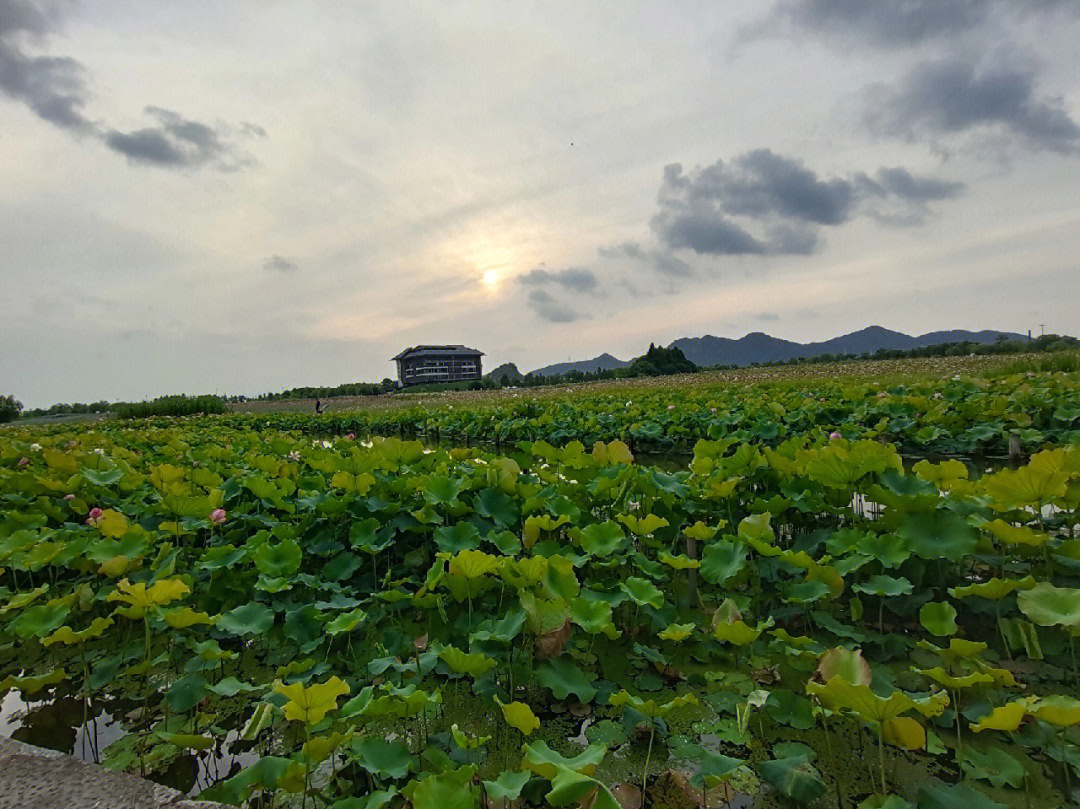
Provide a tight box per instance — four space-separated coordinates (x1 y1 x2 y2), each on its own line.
391 344 484 361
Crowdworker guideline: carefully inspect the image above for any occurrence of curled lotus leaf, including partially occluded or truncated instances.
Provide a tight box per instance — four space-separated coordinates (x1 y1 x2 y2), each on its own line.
814 648 872 686
521 740 607 779
658 622 696 642
984 519 1049 547
41 616 114 647
608 689 698 719
620 577 664 609
914 667 993 691
545 764 621 809
438 646 497 678
161 607 216 629
949 576 1035 600
106 577 190 612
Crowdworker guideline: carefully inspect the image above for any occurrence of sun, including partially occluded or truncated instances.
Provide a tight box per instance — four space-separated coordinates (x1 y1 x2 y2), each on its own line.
482 269 499 289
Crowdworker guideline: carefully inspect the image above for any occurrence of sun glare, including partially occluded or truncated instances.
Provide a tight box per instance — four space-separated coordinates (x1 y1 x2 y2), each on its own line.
482 269 499 289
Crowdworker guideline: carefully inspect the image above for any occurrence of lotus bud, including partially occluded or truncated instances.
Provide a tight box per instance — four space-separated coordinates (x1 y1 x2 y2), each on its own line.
209 508 227 525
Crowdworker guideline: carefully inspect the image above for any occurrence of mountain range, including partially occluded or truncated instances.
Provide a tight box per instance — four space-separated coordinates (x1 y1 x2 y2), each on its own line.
528 327 1028 376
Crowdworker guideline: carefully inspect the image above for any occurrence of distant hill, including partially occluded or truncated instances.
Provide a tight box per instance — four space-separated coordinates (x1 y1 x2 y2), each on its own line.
525 327 1029 376
669 327 1027 368
530 352 629 377
484 362 525 382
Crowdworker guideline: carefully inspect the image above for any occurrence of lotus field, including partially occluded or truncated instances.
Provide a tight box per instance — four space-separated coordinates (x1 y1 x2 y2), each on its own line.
2 368 1080 808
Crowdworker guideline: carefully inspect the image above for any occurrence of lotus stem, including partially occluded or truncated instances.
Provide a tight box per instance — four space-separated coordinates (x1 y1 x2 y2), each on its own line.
877 724 886 794
643 725 656 796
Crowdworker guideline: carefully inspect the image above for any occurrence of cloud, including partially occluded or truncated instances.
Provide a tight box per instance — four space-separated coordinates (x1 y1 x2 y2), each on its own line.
0 0 93 132
263 255 297 272
598 242 694 277
0 1 259 169
650 150 962 256
754 311 780 321
105 107 255 170
751 0 1077 47
517 267 598 293
861 59 1080 153
525 288 583 322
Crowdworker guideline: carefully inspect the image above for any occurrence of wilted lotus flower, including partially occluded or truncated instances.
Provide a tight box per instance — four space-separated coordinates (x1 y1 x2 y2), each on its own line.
1026 371 1035 378
17 457 29 467
29 443 42 451
209 508 227 525
87 507 103 525
932 392 942 400
829 431 842 441
63 493 75 501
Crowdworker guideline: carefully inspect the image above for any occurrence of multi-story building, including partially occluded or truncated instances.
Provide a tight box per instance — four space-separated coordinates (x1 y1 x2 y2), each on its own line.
391 345 484 386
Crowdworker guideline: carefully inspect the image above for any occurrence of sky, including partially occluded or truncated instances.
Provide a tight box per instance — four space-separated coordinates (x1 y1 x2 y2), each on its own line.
2 0 1080 408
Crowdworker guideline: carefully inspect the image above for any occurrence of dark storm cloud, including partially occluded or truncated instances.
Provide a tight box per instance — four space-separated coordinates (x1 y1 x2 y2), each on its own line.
0 0 93 131
0 1 260 169
862 60 1080 154
517 267 598 293
263 255 297 272
755 0 1077 47
651 150 963 256
525 288 582 323
105 107 254 170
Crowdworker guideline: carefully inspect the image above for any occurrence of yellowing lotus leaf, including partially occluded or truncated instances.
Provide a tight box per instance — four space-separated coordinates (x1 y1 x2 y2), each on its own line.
970 703 1026 733
497 699 540 736
881 716 926 750
274 676 350 725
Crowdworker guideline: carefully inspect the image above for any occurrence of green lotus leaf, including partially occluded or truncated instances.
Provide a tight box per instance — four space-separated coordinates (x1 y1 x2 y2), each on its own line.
700 539 747 585
983 519 1049 547
981 463 1068 509
609 689 698 719
852 574 913 597
11 603 71 638
349 736 415 780
738 512 774 543
165 674 209 712
578 521 627 557
482 771 532 801
620 577 664 609
766 690 816 730
496 699 540 736
521 740 606 778
712 619 767 646
807 676 950 723
164 733 214 751
474 487 519 527
570 597 618 639
615 513 669 536
592 439 633 466
424 475 466 506
545 764 620 809
439 646 497 678
756 754 826 804
914 667 993 690
451 722 491 749
1017 582 1080 628
161 607 215 629
284 605 324 651
961 746 1025 788
898 510 978 562
325 608 368 635
435 522 482 554
405 765 478 809
254 539 303 577
469 609 526 644
0 668 68 695
919 602 958 636
916 782 1007 809
684 520 721 542
199 756 292 805
536 658 597 703
208 677 262 697
913 458 969 488
949 576 1035 600
658 551 699 570
218 602 275 636
658 622 696 642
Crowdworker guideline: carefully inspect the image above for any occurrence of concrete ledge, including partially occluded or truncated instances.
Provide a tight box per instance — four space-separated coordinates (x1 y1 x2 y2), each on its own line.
0 736 229 809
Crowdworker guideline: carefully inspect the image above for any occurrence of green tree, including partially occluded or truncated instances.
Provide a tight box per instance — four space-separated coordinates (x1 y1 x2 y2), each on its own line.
0 395 23 423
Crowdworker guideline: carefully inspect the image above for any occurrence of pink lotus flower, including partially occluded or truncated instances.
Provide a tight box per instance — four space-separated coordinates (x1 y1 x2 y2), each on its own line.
346 433 356 440
209 508 227 525
829 431 842 441
86 507 103 525
16 457 29 467
710 407 717 413
876 391 887 398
